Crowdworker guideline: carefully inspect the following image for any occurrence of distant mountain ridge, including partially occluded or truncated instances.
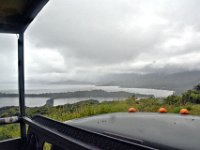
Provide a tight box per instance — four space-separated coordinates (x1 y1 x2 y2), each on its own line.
97 71 200 95
0 90 153 99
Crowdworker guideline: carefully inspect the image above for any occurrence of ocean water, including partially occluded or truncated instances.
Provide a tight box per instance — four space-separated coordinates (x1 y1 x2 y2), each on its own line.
0 97 48 108
0 84 174 108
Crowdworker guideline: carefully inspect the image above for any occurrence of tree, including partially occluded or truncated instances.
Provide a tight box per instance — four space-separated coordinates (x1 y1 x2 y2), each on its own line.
182 88 200 104
194 83 200 92
164 95 181 105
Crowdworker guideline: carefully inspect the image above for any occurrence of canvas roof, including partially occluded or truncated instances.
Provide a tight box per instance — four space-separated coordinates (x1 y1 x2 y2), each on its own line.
0 0 48 34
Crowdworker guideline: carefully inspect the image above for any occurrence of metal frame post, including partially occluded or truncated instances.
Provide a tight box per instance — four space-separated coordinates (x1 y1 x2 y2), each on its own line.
18 33 26 141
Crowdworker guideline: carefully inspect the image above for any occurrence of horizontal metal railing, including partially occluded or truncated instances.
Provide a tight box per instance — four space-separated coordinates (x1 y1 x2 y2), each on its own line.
0 117 21 150
0 116 19 125
22 115 157 150
0 115 158 150
0 138 21 150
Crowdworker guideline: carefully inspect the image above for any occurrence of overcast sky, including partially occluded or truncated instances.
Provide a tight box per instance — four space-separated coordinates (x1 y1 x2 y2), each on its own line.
0 0 200 85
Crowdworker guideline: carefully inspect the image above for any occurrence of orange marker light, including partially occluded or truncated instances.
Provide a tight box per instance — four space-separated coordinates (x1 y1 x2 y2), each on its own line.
128 107 136 113
158 107 167 113
180 109 189 115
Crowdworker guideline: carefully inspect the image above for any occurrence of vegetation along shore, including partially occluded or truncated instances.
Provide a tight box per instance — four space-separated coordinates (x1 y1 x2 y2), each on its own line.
1 84 200 141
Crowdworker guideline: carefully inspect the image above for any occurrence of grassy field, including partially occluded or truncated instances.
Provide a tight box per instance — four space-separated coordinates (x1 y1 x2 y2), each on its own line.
1 96 200 142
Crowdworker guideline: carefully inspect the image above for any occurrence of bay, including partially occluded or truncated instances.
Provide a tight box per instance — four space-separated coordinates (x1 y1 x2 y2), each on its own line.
0 84 174 108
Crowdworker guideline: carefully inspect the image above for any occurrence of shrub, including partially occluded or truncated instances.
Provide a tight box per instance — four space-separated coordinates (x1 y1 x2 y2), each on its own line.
164 95 181 105
173 107 181 113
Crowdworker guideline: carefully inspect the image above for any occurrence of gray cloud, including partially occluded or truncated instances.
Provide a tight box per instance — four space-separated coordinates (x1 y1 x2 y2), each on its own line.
0 35 18 83
1 0 200 83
